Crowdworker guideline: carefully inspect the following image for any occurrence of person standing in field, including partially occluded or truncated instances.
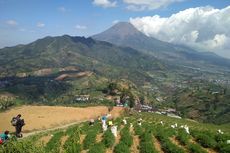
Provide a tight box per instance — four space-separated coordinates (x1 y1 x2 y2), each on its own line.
11 114 25 138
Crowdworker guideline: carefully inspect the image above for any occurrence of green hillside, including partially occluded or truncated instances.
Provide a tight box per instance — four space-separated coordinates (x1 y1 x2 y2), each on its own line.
1 112 230 153
0 35 230 124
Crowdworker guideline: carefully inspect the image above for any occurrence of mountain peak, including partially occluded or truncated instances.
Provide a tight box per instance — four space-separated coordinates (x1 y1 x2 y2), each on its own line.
93 22 142 39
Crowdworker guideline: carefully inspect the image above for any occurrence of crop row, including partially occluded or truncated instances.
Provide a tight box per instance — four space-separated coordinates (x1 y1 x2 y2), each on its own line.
114 126 133 153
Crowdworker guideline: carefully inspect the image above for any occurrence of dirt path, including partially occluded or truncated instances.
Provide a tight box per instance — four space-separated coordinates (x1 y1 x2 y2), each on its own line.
96 133 103 143
130 127 139 153
80 135 87 153
60 135 69 153
153 136 164 153
0 105 123 134
37 135 52 146
22 120 86 138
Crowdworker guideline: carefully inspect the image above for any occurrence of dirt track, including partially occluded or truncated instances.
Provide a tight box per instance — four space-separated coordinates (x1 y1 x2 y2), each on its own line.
0 105 123 133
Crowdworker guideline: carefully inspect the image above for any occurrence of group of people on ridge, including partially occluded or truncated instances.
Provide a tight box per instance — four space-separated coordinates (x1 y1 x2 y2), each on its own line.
0 114 25 145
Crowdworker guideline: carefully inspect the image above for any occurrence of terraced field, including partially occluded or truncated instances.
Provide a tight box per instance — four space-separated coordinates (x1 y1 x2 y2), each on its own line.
1 112 230 153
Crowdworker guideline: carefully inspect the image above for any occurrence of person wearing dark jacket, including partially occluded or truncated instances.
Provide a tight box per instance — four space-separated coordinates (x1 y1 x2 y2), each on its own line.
13 114 25 138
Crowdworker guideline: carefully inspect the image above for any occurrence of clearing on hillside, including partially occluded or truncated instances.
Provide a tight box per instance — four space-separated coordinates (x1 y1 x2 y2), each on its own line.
0 105 123 133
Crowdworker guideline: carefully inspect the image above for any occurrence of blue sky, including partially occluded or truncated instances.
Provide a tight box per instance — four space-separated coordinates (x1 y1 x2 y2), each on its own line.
0 0 230 57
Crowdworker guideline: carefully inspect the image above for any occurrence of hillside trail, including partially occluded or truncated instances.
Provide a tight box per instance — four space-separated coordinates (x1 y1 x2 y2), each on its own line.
22 120 88 138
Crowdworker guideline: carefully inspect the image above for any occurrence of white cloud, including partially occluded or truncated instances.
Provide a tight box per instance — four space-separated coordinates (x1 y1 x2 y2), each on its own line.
57 6 71 13
6 20 18 26
112 20 120 24
75 24 87 30
36 22 45 28
130 6 230 58
58 6 67 12
123 0 184 11
93 0 117 8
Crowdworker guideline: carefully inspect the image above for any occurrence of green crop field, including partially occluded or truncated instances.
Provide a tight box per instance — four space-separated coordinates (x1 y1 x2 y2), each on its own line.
1 112 229 153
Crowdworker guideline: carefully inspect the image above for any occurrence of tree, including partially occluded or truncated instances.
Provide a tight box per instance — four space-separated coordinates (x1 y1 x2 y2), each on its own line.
0 97 15 110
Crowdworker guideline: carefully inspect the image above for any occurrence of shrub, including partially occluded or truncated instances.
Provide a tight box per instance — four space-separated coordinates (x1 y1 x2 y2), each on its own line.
194 133 217 148
64 127 81 153
64 143 81 153
188 143 207 153
88 143 106 153
176 129 190 145
139 132 157 153
156 130 185 153
218 144 230 153
134 124 143 136
83 130 98 149
102 130 115 148
114 142 130 153
1 139 45 153
45 131 64 152
120 126 133 147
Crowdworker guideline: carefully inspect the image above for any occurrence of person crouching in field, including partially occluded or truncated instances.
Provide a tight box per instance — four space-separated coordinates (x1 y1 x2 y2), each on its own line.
0 130 10 144
11 114 25 138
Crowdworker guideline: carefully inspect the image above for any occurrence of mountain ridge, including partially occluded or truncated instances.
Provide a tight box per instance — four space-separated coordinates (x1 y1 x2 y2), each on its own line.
92 22 230 70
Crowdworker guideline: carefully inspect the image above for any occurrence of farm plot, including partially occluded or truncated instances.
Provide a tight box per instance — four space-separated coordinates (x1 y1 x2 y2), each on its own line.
1 112 230 153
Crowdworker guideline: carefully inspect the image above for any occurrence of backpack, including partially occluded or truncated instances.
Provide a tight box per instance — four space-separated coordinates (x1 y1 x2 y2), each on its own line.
11 117 18 126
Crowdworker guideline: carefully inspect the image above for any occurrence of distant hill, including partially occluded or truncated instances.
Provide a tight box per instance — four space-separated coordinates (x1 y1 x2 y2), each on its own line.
0 31 229 124
0 35 166 105
0 35 164 78
93 22 230 70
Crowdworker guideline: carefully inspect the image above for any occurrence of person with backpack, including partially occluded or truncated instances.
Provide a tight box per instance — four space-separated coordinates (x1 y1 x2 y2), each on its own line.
0 130 10 144
11 114 25 138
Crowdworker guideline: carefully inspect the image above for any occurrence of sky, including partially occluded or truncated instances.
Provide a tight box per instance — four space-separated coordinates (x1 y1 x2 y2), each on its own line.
0 0 230 58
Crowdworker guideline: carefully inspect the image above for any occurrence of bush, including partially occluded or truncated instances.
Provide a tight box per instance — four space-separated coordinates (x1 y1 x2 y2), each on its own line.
88 143 106 153
45 131 64 152
102 130 115 148
193 132 217 148
176 129 190 145
1 139 45 153
139 132 157 153
134 124 143 136
83 130 98 149
156 130 185 153
64 127 81 153
64 143 81 153
218 144 230 153
120 126 133 147
188 143 207 153
114 142 130 153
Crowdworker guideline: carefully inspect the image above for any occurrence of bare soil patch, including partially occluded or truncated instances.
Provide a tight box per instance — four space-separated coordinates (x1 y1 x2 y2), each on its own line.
60 135 69 153
153 136 164 153
0 105 123 133
96 133 103 143
130 127 139 153
38 135 52 145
